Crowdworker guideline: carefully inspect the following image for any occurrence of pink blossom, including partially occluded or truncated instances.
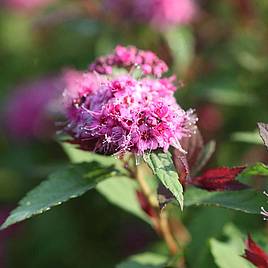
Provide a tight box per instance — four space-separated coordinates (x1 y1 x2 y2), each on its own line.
63 46 197 156
62 69 99 119
102 0 197 29
148 0 197 28
2 0 53 11
89 45 168 78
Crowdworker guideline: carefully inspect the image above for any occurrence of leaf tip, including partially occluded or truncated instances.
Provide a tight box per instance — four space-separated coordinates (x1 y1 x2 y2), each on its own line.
0 221 9 231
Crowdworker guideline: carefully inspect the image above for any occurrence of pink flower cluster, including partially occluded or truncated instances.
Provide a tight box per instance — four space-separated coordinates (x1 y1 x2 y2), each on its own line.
89 45 168 78
63 45 197 156
62 69 98 108
102 0 197 29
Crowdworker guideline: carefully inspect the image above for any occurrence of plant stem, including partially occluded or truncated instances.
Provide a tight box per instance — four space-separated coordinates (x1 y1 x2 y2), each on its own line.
135 164 158 207
135 163 179 256
159 211 179 255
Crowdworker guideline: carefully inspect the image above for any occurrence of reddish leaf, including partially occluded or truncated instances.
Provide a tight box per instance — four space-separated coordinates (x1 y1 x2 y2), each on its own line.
172 152 190 186
258 123 268 150
189 166 248 191
243 234 268 268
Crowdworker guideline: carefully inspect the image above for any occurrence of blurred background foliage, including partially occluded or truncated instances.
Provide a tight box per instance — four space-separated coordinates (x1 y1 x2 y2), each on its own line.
0 0 268 267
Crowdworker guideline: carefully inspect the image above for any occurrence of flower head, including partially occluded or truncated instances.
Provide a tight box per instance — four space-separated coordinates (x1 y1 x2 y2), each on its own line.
89 45 168 78
63 46 197 156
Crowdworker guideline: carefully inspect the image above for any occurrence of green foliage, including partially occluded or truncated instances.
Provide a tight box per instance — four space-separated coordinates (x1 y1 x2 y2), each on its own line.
190 78 258 107
2 1 268 265
186 208 230 268
117 252 167 268
184 187 265 214
210 225 254 268
242 162 268 177
97 177 150 223
164 26 194 77
61 143 116 166
144 152 184 210
1 162 118 229
61 142 128 174
62 143 149 222
231 131 262 144
210 239 251 268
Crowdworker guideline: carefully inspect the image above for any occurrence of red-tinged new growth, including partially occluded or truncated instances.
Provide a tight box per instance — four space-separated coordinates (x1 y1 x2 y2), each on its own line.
189 166 248 191
243 234 268 268
62 45 198 157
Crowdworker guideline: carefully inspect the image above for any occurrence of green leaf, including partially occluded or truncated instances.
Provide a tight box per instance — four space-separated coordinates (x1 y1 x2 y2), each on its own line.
231 131 262 144
210 225 254 268
236 51 267 72
1 162 118 230
97 177 150 223
62 143 148 222
144 152 183 210
61 142 115 165
241 162 268 177
164 26 194 77
210 239 251 268
190 78 257 106
116 252 167 268
184 187 265 214
186 208 230 268
61 142 128 175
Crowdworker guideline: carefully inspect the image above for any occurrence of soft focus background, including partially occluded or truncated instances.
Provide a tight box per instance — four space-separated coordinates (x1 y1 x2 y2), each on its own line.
0 0 268 267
